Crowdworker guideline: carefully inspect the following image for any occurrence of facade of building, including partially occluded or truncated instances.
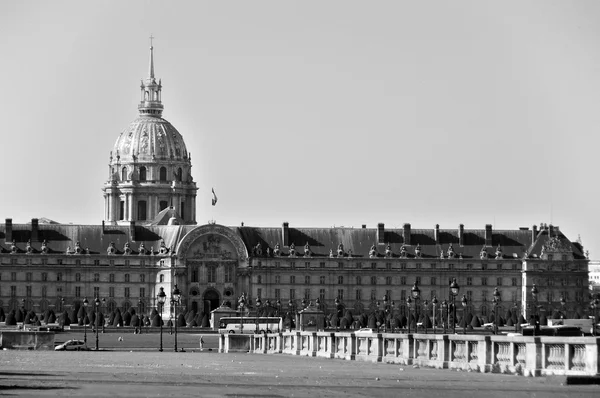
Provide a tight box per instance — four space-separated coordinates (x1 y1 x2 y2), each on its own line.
0 45 591 324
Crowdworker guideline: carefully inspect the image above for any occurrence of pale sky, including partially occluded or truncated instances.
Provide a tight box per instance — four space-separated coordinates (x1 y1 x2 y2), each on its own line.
1 1 599 257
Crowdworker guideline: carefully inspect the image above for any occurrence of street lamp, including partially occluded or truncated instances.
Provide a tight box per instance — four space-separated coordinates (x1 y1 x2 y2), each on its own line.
138 299 144 334
493 287 501 335
94 297 104 351
449 278 460 334
422 300 428 334
441 300 448 334
172 284 181 352
513 302 519 333
531 284 539 336
239 293 247 334
406 296 412 334
411 282 420 333
82 297 88 345
432 296 438 334
560 295 566 322
461 295 468 335
157 287 167 352
591 298 599 337
255 297 262 333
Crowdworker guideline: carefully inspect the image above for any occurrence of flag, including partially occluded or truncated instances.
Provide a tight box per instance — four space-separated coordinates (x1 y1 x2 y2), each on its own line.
211 188 218 206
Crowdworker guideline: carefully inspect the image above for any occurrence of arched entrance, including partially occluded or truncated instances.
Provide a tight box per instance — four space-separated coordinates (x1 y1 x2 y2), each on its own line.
203 289 220 314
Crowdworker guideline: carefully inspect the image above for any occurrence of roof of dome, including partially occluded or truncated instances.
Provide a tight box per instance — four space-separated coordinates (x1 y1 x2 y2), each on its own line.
112 115 189 163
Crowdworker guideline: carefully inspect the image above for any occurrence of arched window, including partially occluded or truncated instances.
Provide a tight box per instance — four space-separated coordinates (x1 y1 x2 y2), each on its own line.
159 274 164 283
144 91 149 101
176 167 182 182
121 167 127 181
159 167 167 181
139 166 147 181
137 201 147 221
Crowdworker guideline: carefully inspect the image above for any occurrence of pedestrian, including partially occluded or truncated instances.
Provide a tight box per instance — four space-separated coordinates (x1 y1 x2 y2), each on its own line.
199 335 204 351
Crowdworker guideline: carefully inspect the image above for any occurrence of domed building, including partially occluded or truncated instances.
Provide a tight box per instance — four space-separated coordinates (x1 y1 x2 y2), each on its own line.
102 42 197 225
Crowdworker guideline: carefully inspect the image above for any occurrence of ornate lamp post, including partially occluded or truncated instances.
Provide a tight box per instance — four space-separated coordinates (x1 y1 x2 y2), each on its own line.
461 295 468 335
513 302 519 333
591 298 599 337
157 287 166 352
406 296 412 334
432 296 438 334
441 300 448 334
411 282 420 332
82 297 88 345
138 299 144 334
531 284 539 337
560 295 566 322
94 297 104 351
422 299 428 334
255 297 262 333
492 287 501 335
238 293 247 334
172 284 181 351
449 278 460 334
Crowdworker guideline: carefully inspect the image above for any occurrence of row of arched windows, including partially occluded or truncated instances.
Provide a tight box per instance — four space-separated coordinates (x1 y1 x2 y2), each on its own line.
118 166 184 182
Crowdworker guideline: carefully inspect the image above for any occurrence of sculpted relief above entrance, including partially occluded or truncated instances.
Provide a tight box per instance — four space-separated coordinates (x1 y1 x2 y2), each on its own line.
188 234 238 260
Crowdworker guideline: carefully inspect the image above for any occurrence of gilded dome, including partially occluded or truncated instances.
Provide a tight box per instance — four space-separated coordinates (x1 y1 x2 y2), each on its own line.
112 115 188 162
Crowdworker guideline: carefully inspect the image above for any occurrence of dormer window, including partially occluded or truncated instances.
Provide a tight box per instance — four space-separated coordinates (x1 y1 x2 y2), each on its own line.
139 166 147 181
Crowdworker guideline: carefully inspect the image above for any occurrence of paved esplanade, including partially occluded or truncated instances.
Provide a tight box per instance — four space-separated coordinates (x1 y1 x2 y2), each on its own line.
0 351 597 398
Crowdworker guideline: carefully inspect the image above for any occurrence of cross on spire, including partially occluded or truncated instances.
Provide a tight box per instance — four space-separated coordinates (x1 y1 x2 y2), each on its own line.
149 34 154 48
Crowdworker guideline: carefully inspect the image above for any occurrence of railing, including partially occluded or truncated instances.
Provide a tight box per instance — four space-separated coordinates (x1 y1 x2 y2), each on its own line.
219 332 600 377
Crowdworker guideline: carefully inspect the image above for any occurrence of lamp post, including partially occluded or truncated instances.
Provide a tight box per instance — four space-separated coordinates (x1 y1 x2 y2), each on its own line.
461 295 468 335
422 300 428 334
591 298 599 337
138 299 144 334
406 296 412 334
432 296 438 334
157 287 166 352
513 302 519 333
560 295 566 322
441 300 448 334
172 284 181 351
82 297 88 345
94 297 104 351
493 287 501 335
255 297 262 333
239 293 247 334
531 284 539 337
411 282 420 332
276 299 282 332
449 278 459 334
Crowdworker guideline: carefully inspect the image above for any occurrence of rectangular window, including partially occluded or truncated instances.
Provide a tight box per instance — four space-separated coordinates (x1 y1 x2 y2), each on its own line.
57 272 62 282
274 289 280 299
257 275 262 284
94 260 100 266
93 286 99 297
319 289 326 301
497 277 502 286
400 290 407 301
304 288 310 300
466 264 473 270
385 276 392 285
371 262 377 270
94 273 100 282
290 262 296 269
257 288 262 299
431 277 436 286
11 286 17 297
275 275 281 284
338 276 343 284
371 289 377 301
75 286 81 297
356 276 361 285
386 263 392 270
125 274 130 283
290 275 296 284
371 276 377 285
482 263 487 270
338 262 344 269
356 262 362 269
109 274 115 283
289 289 296 300
140 287 145 298
448 263 454 270
42 272 48 282
109 287 115 297
319 262 325 268
124 260 130 267
466 277 472 286
56 286 62 295
415 263 421 270
482 290 487 302
125 287 130 298
305 262 310 269
225 266 232 283
430 289 436 299
76 273 81 282
512 277 518 286
26 285 32 297
467 290 473 301
140 274 146 283
400 276 406 285
415 276 421 285
481 277 488 286
430 263 436 269
356 289 362 300
41 286 47 298
401 263 406 270
575 291 583 303
305 275 310 285
57 259 63 265
26 272 32 282
207 267 216 283
319 276 326 285
337 289 344 300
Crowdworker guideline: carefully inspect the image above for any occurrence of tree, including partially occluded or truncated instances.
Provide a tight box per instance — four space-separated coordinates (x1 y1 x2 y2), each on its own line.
177 313 186 327
122 311 132 326
47 312 56 324
330 313 339 328
201 313 210 327
113 311 123 327
470 315 481 328
340 317 349 329
5 311 17 326
131 314 140 327
367 313 377 329
151 314 163 327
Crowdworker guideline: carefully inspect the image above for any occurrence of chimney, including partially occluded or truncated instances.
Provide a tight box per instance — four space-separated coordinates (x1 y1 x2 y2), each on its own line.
403 223 411 245
458 224 464 246
532 224 538 242
129 221 136 242
377 223 385 244
5 218 12 243
549 224 554 237
282 222 289 246
434 224 440 244
485 224 493 247
31 218 39 242
361 224 366 229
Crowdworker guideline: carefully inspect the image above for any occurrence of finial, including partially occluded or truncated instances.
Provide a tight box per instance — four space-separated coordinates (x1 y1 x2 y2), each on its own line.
148 34 155 79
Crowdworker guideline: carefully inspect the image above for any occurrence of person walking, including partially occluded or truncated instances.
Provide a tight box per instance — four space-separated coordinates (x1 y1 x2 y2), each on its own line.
199 335 204 351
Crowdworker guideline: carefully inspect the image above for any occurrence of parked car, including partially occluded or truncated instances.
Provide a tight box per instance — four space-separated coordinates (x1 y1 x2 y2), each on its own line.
355 328 377 334
55 340 89 351
521 325 583 337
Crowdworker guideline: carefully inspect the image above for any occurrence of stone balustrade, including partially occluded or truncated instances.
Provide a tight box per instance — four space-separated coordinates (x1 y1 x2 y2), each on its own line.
219 331 599 377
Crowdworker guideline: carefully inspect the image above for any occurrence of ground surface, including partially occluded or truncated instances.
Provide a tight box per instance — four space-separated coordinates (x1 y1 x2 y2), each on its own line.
0 332 598 397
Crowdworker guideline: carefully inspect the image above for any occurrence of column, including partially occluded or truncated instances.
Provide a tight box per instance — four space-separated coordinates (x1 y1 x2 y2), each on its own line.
128 193 134 221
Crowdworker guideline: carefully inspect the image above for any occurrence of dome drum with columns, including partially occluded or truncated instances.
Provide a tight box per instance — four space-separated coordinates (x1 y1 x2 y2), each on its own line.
103 41 197 225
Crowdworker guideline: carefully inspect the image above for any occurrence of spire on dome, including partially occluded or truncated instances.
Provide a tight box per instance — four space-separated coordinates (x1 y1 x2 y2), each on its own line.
138 35 163 117
148 34 155 79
